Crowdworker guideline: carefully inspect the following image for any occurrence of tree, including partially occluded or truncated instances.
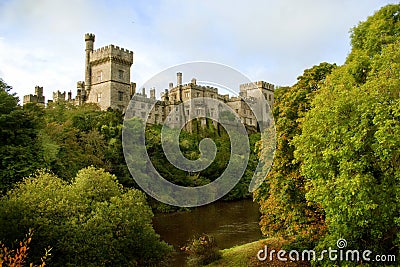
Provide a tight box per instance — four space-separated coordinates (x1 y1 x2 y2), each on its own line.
293 41 400 261
0 167 172 266
0 79 45 193
254 63 336 247
350 4 400 58
292 4 400 262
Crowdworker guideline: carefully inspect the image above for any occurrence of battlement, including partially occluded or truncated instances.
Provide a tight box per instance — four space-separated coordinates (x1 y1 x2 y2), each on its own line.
90 44 133 64
240 81 274 91
183 82 219 93
85 33 95 41
76 81 85 88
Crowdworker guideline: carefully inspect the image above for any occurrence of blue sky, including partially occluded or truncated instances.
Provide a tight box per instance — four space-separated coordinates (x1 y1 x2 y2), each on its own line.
0 0 397 102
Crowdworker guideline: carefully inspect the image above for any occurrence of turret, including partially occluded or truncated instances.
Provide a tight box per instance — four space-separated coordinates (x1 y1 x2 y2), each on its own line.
84 33 95 93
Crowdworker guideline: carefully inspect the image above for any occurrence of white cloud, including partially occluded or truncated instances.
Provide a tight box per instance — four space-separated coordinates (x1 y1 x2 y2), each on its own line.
0 0 397 102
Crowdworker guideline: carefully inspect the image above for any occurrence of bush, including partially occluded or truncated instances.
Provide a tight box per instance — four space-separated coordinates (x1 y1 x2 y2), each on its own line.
0 167 172 266
183 234 221 266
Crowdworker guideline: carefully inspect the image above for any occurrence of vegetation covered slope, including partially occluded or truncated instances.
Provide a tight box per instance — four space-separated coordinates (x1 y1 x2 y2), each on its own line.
255 4 400 265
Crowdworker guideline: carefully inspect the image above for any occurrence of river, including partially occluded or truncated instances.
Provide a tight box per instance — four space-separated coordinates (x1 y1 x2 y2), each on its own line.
153 199 262 266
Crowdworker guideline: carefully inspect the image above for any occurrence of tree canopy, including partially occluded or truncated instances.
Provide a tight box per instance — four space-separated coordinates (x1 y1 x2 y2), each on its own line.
256 3 400 263
0 167 172 266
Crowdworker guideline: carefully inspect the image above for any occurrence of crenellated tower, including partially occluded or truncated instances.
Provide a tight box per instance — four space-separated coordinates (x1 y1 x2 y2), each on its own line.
78 34 134 111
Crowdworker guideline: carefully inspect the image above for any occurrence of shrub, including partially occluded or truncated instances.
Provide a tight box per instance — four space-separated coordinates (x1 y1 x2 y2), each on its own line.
183 234 221 266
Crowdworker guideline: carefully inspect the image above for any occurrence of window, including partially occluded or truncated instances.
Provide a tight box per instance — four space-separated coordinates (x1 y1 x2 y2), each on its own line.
187 110 189 115
269 94 272 101
141 103 145 109
97 93 102 103
210 94 214 98
97 71 103 82
118 91 123 101
118 70 124 79
175 106 179 111
185 92 190 98
196 92 200 97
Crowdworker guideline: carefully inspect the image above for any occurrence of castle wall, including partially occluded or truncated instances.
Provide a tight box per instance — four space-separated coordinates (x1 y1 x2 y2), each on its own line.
88 82 112 110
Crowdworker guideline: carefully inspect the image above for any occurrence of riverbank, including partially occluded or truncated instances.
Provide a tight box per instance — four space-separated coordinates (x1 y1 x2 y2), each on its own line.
153 199 262 266
206 238 310 267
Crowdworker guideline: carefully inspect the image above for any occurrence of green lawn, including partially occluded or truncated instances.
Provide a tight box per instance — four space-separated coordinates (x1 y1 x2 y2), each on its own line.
206 238 310 267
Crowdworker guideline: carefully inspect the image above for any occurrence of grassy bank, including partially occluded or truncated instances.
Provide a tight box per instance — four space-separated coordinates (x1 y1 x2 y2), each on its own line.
206 238 310 267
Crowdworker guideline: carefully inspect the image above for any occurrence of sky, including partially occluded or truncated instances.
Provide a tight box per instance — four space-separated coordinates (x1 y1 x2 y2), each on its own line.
0 0 398 103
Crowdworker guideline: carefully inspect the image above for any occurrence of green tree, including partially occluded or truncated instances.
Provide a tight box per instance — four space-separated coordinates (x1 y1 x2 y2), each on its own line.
350 4 400 57
0 167 172 266
0 79 45 193
40 105 120 182
254 63 336 247
292 4 400 263
293 41 400 262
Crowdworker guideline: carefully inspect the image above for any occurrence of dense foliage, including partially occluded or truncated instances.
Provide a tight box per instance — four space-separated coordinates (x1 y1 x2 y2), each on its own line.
256 3 400 265
0 87 259 203
0 81 260 264
0 167 172 266
254 62 336 246
0 80 46 193
145 119 260 202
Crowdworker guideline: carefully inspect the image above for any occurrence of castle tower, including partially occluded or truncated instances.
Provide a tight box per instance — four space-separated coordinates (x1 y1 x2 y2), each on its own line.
85 40 134 111
23 86 45 106
84 33 95 94
240 81 274 109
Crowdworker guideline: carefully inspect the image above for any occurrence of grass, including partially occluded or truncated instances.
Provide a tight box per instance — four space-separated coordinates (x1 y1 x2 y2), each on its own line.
206 238 310 267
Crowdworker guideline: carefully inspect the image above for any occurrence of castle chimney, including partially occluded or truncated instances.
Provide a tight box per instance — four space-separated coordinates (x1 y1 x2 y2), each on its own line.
150 88 156 100
169 82 173 89
130 82 136 97
142 87 146 96
177 72 182 86
68 91 72 101
191 78 196 85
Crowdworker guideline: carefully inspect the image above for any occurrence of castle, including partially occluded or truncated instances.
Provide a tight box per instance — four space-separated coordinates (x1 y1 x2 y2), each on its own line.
23 33 275 129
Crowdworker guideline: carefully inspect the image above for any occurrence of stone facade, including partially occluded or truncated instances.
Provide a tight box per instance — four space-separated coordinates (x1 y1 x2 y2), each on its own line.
129 72 275 131
80 34 134 111
22 33 275 131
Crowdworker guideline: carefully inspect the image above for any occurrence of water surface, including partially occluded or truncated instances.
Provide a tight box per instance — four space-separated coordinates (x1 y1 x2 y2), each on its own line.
153 199 262 266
